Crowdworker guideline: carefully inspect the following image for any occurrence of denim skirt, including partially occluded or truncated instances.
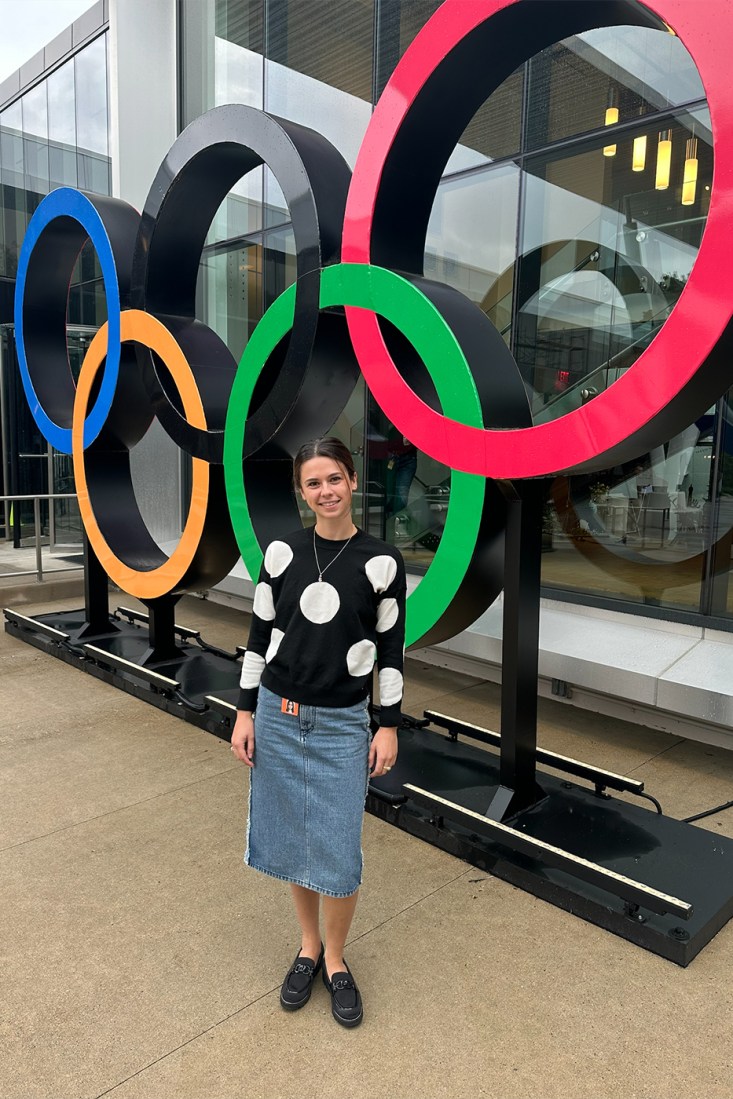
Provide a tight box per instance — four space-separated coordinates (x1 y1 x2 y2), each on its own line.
245 685 371 897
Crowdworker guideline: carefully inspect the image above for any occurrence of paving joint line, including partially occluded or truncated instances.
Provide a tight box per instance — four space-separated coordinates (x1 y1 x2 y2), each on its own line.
0 764 240 855
626 738 687 775
92 982 280 1099
91 867 474 1098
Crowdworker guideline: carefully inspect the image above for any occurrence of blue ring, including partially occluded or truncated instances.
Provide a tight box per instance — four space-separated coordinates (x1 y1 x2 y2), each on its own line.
14 188 122 453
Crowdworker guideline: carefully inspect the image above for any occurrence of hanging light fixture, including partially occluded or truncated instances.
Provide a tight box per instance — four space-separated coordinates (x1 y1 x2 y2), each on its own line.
632 132 647 172
603 88 618 157
629 102 647 172
681 136 698 205
655 130 672 190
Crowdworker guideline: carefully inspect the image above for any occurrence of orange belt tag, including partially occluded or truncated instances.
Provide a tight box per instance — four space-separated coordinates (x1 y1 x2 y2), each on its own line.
281 698 299 716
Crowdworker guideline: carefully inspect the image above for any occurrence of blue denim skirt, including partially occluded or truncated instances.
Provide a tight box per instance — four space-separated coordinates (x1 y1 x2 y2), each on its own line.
245 685 371 897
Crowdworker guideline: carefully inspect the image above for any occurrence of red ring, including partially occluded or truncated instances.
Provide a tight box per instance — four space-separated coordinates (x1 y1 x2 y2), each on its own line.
342 0 733 477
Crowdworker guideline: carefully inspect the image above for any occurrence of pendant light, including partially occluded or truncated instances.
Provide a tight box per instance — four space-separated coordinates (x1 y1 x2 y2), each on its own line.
603 88 618 157
632 133 647 172
655 130 672 190
681 136 698 205
630 102 647 172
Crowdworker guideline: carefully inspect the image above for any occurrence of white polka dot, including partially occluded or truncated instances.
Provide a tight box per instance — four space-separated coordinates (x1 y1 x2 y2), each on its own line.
365 555 397 593
347 639 376 677
253 582 275 621
379 668 403 706
264 540 293 578
265 628 284 664
240 650 265 689
376 598 398 633
299 581 340 623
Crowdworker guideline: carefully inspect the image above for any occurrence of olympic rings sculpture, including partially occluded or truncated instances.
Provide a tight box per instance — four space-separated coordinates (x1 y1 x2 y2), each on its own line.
14 0 733 649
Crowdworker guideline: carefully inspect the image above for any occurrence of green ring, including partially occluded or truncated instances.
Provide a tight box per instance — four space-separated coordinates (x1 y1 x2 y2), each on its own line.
223 262 485 648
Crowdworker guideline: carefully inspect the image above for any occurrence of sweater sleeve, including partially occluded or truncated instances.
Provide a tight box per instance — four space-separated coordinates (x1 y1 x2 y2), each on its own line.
237 558 276 712
374 551 406 727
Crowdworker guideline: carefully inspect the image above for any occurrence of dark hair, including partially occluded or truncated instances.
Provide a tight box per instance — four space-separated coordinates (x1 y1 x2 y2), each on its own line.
293 437 356 491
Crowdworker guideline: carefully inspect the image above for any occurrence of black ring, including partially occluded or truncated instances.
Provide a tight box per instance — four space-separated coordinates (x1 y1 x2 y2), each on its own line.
131 103 352 463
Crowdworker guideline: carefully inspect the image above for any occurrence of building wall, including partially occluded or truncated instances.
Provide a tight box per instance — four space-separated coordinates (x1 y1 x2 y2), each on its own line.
109 0 182 545
1 0 731 741
176 0 733 742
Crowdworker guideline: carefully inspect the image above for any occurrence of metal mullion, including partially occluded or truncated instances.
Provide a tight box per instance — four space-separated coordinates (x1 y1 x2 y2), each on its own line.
520 97 708 166
700 395 727 617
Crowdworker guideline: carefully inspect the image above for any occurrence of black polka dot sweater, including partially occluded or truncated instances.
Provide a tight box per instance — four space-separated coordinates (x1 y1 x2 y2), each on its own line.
238 527 406 727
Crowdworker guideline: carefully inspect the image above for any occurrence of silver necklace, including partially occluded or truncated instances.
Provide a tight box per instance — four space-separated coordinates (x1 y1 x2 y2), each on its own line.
313 526 356 582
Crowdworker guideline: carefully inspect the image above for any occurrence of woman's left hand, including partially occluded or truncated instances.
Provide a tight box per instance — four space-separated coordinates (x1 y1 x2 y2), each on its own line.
369 727 398 777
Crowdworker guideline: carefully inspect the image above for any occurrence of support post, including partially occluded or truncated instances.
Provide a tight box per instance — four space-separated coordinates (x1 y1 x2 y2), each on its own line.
33 497 43 581
140 594 183 664
74 535 115 639
485 479 547 820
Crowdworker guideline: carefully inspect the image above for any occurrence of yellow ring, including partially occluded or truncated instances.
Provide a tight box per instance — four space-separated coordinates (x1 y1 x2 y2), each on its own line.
72 309 209 599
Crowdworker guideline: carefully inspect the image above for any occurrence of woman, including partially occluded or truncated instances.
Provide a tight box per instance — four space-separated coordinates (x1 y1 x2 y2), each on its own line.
230 436 406 1028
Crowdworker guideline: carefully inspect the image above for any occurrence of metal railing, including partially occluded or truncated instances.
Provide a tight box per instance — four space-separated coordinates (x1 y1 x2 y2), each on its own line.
0 493 83 582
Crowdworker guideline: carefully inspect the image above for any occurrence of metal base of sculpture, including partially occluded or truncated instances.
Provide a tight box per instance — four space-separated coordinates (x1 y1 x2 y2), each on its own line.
5 585 733 967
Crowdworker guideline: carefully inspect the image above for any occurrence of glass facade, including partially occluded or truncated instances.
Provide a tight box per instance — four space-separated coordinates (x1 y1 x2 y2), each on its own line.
180 0 732 627
0 31 110 547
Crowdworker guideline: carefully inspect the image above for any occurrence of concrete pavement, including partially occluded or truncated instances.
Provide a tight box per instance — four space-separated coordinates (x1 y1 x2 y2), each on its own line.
1 592 732 1099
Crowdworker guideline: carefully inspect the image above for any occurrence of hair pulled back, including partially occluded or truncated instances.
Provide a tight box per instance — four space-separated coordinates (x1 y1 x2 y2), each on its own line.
293 437 356 491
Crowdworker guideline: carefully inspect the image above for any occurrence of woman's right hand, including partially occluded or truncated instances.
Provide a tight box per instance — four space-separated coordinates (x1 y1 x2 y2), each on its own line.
231 711 255 767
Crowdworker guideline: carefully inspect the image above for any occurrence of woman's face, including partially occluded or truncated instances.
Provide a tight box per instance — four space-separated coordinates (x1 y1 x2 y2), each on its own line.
298 456 357 525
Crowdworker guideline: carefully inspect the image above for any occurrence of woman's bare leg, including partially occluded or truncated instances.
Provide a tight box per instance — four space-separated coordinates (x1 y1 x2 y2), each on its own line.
323 890 359 975
290 883 322 959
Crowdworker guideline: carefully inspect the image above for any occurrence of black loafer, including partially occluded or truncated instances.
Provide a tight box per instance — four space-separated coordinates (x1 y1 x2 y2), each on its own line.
322 960 363 1028
280 943 324 1011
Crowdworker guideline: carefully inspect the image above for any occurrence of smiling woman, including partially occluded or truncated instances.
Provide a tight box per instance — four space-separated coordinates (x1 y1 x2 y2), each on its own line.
230 435 406 1028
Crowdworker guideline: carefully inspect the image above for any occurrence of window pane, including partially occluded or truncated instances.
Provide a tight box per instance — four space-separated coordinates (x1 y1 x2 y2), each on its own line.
217 0 263 51
375 0 523 170
427 162 520 330
374 0 439 100
266 0 372 102
75 35 108 157
522 101 714 612
708 391 733 619
197 238 262 361
22 84 49 197
518 108 711 417
181 0 264 124
1 102 24 188
527 26 704 151
264 0 373 168
47 59 77 187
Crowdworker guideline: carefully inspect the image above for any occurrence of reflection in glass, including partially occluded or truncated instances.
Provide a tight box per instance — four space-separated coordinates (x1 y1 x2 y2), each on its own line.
75 35 110 193
75 36 108 157
264 0 373 168
22 83 49 198
527 26 704 151
196 238 262 361
180 0 263 124
427 163 520 337
47 59 77 187
264 55 370 170
708 391 733 618
519 108 711 421
520 98 714 611
1 101 24 187
1 102 26 278
546 412 718 613
363 402 448 573
267 0 372 102
375 0 523 171
174 1 733 628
